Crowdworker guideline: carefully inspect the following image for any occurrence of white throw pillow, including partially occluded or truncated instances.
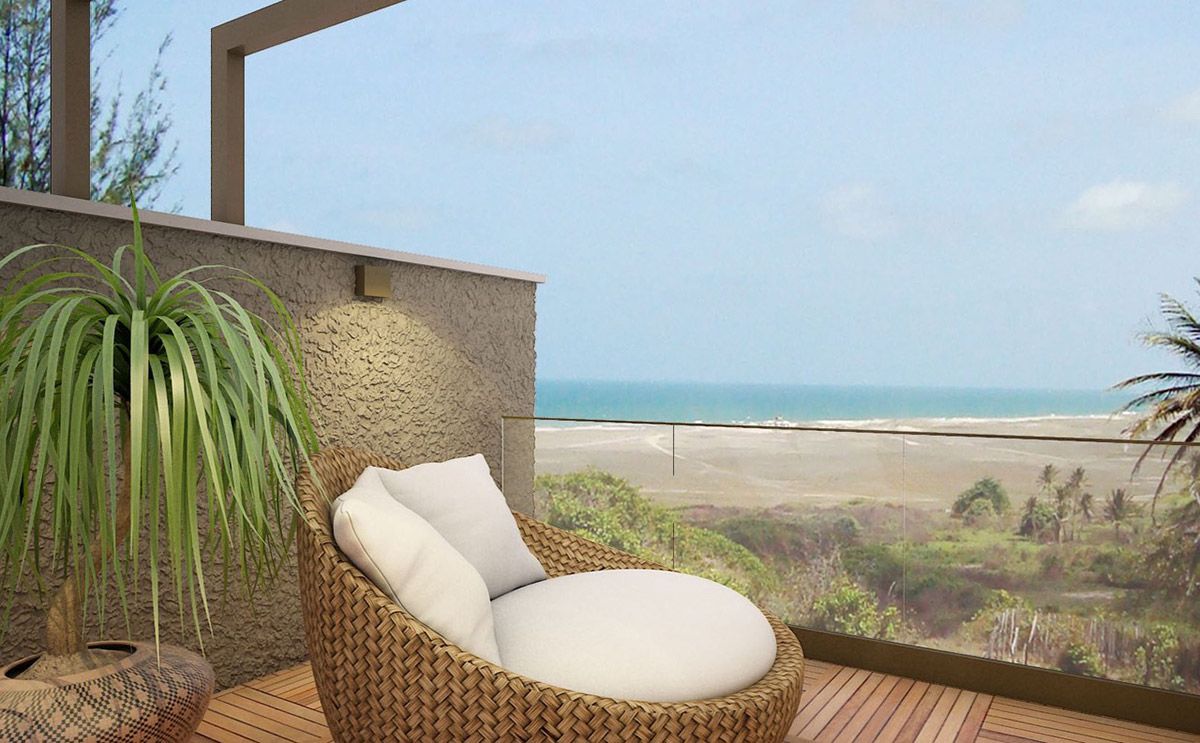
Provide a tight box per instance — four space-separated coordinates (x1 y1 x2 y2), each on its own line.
330 469 502 665
368 454 546 599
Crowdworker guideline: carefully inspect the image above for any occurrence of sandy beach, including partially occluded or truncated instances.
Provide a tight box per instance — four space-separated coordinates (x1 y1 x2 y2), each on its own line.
533 416 1179 511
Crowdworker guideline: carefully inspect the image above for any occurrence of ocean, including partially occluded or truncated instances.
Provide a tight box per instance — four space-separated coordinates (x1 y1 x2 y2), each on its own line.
535 379 1131 424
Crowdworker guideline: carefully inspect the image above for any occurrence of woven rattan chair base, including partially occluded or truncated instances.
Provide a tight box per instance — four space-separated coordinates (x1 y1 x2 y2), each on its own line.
297 448 805 742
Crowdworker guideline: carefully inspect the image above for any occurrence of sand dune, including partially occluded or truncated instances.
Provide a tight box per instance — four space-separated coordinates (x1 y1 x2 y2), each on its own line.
533 416 1182 510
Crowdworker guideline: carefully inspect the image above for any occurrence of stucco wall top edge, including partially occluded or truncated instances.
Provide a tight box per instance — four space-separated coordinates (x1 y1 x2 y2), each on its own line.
0 187 547 284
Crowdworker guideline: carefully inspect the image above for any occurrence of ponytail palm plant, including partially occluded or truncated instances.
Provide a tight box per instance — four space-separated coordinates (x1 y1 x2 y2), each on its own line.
0 207 317 676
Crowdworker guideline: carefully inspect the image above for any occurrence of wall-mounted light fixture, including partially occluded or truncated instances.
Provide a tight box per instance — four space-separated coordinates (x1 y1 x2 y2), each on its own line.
354 265 390 298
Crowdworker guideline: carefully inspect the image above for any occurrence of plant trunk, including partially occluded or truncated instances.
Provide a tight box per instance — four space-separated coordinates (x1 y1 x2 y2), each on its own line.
33 420 133 671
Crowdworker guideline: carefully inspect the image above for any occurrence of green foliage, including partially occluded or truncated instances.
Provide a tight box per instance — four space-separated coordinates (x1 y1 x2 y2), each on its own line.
832 515 863 542
0 207 317 647
961 498 994 526
979 589 1031 615
1103 489 1140 539
953 477 1009 517
541 461 1200 693
1144 492 1200 599
0 0 178 204
1060 642 1104 677
540 469 652 553
810 579 899 640
536 469 777 598
844 539 990 636
1019 497 1057 541
1134 624 1185 690
1088 545 1145 588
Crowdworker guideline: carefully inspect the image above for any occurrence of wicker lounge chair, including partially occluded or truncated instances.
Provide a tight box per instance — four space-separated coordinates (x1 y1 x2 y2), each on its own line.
297 447 806 742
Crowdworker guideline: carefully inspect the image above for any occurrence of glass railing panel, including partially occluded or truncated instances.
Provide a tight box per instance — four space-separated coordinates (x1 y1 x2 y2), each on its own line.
502 415 1200 696
670 424 906 641
900 433 1197 692
525 420 677 566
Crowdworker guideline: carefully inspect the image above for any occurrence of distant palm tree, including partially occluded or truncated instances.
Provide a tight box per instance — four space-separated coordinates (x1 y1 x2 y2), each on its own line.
1115 279 1200 521
1103 488 1140 542
1020 495 1055 541
1038 464 1058 496
1053 485 1072 543
1067 467 1086 491
1065 467 1087 540
1079 491 1095 524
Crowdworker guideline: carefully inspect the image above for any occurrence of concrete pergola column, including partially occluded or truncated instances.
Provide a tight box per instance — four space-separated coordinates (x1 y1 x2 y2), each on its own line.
210 0 406 225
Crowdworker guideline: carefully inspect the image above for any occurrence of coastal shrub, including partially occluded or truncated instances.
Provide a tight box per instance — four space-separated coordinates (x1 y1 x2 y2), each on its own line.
962 498 995 526
1135 624 1185 690
1090 546 1145 588
842 543 904 594
906 573 989 637
977 589 1031 616
833 515 864 542
1144 494 1200 599
810 579 900 640
703 513 812 562
953 477 1010 517
1060 642 1104 677
535 469 776 600
1019 497 1058 542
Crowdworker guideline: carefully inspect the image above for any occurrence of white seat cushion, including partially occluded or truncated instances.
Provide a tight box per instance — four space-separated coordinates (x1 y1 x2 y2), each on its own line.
368 455 546 599
491 569 777 702
330 469 502 664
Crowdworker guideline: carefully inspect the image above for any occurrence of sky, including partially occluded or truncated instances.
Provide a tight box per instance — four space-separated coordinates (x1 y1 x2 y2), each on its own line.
99 1 1200 390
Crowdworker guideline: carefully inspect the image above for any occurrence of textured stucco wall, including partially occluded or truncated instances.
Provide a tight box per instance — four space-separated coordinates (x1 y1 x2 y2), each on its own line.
0 200 537 688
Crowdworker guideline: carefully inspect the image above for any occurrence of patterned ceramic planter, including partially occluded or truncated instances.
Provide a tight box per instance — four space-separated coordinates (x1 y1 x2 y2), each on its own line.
0 640 214 742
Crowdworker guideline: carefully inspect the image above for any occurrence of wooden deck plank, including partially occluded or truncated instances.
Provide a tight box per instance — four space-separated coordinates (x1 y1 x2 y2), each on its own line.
989 699 1200 742
987 707 1158 743
245 665 312 693
196 708 304 743
934 690 977 743
215 693 331 739
854 675 918 742
788 664 859 737
196 660 1196 743
814 671 887 743
874 679 936 741
978 732 1043 743
915 688 963 743
981 718 1089 743
827 673 901 742
797 667 874 739
193 722 258 743
893 683 952 742
232 688 329 726
955 693 994 743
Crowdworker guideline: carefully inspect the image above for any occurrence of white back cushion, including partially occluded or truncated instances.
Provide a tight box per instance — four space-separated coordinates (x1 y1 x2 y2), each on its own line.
330 469 501 664
369 455 546 599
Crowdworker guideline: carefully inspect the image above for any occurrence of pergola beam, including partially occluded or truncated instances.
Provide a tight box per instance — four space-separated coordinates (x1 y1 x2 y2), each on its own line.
50 0 91 199
211 0 406 224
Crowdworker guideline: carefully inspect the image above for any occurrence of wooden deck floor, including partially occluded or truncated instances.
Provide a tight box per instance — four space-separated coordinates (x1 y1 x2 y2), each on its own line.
192 659 1198 743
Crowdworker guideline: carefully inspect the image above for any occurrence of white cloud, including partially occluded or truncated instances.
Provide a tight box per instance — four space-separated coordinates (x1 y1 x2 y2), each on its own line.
821 184 899 241
1062 180 1187 232
858 0 1024 28
466 118 565 151
1164 88 1200 125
